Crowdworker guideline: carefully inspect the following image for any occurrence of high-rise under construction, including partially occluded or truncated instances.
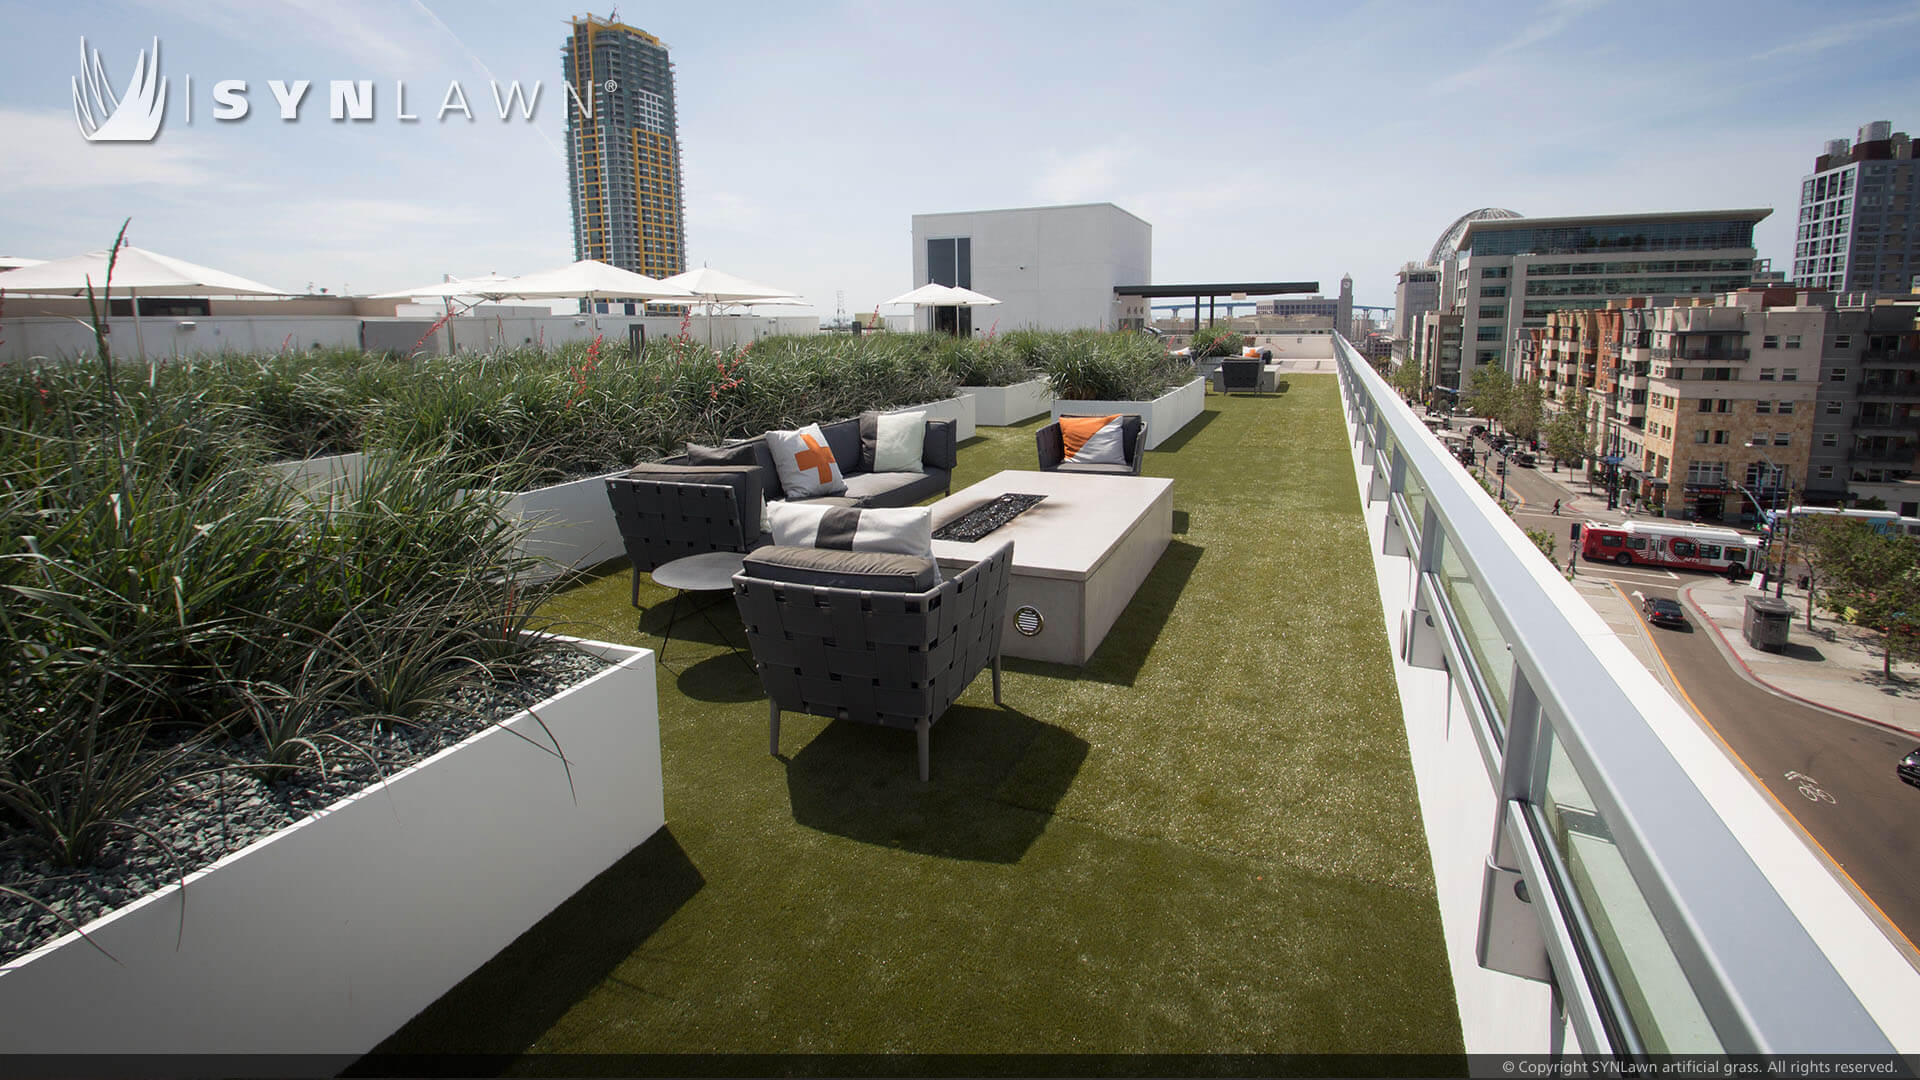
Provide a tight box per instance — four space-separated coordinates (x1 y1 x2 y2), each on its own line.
562 14 685 281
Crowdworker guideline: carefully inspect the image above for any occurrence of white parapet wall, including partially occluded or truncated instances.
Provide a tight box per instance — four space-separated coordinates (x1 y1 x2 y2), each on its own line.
959 378 1052 426
1051 376 1204 450
0 638 662 1059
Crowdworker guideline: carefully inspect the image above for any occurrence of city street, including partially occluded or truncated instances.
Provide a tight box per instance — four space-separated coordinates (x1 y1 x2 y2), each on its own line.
1438 416 1920 958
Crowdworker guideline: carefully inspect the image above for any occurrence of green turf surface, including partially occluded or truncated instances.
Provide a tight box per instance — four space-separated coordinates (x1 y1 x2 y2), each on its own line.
371 376 1463 1065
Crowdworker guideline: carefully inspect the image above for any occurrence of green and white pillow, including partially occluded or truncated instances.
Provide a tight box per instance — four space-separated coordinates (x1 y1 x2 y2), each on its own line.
873 410 927 474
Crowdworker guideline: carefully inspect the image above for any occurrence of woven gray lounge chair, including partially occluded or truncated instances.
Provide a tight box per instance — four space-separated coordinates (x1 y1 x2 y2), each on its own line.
732 541 1014 781
1035 414 1146 476
605 469 763 607
1217 357 1275 394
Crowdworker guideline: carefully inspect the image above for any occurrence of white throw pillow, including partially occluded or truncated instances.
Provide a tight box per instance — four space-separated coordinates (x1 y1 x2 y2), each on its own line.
765 423 847 499
1065 416 1128 465
765 502 934 558
873 410 927 474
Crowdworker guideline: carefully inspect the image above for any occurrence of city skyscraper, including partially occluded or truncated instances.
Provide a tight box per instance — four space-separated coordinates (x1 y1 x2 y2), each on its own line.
1792 120 1917 294
562 15 685 283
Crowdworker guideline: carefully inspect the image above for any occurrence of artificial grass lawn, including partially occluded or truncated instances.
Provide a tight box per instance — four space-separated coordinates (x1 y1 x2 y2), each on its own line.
371 377 1463 1066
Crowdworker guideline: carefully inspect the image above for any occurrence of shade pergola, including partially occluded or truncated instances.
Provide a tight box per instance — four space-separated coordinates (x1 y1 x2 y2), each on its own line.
0 245 288 359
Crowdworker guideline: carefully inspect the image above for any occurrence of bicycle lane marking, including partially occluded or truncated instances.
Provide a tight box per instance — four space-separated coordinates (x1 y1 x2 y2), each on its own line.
1611 581 1914 957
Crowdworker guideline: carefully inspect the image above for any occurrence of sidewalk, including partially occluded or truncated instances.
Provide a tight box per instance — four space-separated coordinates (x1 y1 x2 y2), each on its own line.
1680 577 1920 737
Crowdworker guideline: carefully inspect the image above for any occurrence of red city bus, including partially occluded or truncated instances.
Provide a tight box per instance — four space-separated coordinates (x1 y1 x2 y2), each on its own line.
1578 521 1759 576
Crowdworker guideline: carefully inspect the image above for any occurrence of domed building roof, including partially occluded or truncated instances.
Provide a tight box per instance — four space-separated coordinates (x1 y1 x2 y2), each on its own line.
1428 208 1522 266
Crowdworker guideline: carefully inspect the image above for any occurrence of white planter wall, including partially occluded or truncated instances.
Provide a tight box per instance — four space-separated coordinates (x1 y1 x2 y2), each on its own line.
887 394 975 443
959 378 1052 426
507 470 629 576
0 638 662 1059
1051 376 1205 450
263 451 369 499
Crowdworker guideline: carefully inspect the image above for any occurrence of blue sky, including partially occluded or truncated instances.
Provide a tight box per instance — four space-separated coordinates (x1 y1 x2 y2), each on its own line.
3 0 1918 317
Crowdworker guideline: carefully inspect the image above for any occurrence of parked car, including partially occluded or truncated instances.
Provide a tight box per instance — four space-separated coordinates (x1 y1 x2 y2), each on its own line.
1641 596 1688 628
1899 747 1920 789
1512 451 1537 468
1469 425 1487 436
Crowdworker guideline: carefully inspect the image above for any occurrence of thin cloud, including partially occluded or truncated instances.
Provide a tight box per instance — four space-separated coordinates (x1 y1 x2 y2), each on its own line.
0 108 219 194
1436 0 1610 92
1033 146 1138 204
1747 5 1920 61
127 0 438 72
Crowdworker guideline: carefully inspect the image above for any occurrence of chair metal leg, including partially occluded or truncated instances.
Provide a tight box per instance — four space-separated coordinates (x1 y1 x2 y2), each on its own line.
991 653 1003 706
630 567 642 608
916 718 930 782
769 702 781 757
658 590 684 670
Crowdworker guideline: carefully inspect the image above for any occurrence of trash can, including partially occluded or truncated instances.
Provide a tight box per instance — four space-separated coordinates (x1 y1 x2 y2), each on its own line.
1743 596 1793 652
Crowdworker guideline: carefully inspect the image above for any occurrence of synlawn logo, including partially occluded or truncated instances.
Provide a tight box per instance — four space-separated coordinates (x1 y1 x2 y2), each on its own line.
73 37 168 142
69 35 603 144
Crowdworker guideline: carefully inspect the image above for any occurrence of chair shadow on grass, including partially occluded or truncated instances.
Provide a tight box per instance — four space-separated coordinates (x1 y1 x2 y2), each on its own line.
784 704 1087 864
349 828 705 1067
1145 409 1217 456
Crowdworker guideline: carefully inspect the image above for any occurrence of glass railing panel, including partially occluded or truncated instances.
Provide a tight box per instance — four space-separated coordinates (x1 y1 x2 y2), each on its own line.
1537 727 1721 1053
1433 531 1514 732
1402 468 1428 543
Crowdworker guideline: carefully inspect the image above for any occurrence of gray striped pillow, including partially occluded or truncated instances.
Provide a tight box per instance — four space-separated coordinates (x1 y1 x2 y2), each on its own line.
764 502 933 558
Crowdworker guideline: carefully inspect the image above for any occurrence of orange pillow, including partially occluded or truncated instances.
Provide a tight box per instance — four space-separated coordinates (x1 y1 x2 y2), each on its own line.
1059 414 1119 459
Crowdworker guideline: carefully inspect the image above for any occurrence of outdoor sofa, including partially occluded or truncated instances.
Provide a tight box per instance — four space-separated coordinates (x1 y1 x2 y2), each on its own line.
606 413 958 604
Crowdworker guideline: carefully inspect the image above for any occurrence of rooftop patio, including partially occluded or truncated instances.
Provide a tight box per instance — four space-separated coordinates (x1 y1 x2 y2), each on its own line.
367 377 1468 1063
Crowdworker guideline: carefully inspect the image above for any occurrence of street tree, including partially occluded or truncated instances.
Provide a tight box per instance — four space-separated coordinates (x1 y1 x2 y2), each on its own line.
1462 365 1512 429
1505 378 1544 443
1800 517 1920 672
1545 386 1593 472
1390 356 1424 402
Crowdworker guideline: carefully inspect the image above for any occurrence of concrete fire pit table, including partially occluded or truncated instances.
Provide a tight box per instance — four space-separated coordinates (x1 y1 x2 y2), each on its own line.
929 470 1173 666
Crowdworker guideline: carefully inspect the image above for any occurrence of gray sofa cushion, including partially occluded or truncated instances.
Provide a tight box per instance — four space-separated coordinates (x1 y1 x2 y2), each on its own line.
840 469 949 508
687 441 781 504
741 545 939 593
819 419 861 479
1053 461 1135 475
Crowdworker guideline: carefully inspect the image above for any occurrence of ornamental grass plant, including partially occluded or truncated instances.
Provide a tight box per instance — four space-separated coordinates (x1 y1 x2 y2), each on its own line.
0 349 562 872
1041 329 1190 401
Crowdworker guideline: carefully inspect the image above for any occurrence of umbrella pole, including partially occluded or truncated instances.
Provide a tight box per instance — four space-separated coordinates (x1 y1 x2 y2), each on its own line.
132 292 147 362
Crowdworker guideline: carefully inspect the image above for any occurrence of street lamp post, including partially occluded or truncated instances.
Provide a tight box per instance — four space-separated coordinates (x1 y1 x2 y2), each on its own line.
1744 440 1793 598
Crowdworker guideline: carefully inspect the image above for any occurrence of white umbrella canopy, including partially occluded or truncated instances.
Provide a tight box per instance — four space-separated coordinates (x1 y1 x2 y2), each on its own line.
879 282 964 307
500 260 695 303
370 273 524 300
945 286 1002 307
880 282 1001 335
0 256 45 270
658 267 801 347
0 245 288 359
0 246 286 297
658 267 799 303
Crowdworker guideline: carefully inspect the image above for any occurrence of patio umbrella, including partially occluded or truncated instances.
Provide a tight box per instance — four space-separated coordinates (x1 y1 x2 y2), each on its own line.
371 274 527 354
369 273 523 301
0 245 287 359
658 267 801 347
0 256 45 270
497 260 696 330
879 282 1002 336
